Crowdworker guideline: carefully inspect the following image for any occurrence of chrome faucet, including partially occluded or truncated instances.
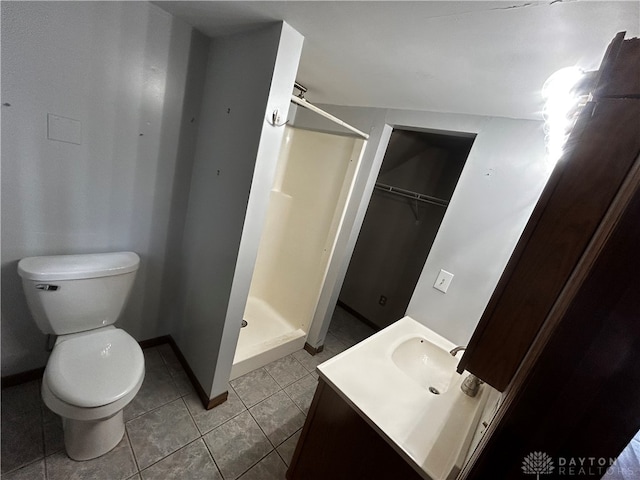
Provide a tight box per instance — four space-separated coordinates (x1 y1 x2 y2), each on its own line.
461 374 483 397
448 346 483 396
449 345 466 356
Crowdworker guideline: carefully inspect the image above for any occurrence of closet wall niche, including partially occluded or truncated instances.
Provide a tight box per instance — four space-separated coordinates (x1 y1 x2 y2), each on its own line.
339 129 475 329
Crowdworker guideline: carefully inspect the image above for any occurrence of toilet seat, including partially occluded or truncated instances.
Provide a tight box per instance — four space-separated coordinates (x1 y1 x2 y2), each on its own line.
45 328 144 408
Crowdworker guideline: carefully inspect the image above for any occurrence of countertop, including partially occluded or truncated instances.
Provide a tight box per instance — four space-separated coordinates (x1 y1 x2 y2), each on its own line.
317 316 489 480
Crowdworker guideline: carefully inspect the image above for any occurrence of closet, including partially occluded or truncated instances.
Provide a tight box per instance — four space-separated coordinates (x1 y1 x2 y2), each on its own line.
339 129 474 329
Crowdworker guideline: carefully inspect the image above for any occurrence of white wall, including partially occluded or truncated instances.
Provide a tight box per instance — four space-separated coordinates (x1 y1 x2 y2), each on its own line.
0 1 550 386
0 2 208 376
175 22 303 398
293 105 552 347
404 116 551 345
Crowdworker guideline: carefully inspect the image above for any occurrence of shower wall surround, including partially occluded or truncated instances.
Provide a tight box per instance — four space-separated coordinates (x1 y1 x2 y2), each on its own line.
232 126 364 378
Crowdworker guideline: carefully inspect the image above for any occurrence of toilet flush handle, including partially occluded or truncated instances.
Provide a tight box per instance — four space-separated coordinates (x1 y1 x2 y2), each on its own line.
35 284 59 291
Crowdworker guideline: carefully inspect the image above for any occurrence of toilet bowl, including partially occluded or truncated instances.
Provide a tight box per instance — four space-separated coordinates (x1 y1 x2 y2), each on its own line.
42 327 144 460
18 252 145 460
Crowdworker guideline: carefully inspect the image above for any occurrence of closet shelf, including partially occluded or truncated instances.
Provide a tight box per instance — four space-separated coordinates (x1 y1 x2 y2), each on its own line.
374 183 449 208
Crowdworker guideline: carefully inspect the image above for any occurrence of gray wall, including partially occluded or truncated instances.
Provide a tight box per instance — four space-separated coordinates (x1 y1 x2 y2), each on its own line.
293 105 552 347
174 22 303 398
1 1 208 376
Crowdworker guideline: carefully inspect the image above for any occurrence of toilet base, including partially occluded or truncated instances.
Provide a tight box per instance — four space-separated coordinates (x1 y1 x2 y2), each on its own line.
63 410 125 460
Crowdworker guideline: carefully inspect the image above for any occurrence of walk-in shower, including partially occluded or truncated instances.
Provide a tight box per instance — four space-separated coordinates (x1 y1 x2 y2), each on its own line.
230 93 367 378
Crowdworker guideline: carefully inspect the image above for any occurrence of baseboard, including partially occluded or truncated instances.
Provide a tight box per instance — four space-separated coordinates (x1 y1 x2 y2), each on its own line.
139 335 172 349
336 300 381 332
206 391 228 410
304 342 324 356
163 336 227 411
1 366 46 389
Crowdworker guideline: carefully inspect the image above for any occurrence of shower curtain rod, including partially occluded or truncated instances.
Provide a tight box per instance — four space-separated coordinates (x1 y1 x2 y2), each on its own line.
290 95 370 140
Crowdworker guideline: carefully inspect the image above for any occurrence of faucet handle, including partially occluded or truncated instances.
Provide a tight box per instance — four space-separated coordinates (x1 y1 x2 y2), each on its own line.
461 374 483 397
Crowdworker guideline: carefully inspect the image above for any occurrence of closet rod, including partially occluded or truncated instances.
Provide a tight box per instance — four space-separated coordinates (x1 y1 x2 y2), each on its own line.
374 183 449 207
290 95 369 140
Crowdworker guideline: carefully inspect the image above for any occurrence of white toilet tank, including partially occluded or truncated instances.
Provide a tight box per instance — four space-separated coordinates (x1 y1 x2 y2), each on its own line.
18 252 140 335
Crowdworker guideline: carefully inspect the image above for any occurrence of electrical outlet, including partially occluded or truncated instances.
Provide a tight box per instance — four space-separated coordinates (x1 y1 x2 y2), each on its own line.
434 269 454 293
379 295 387 306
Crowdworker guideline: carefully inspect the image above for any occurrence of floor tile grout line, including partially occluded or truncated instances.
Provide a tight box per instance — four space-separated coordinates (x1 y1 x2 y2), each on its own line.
292 351 319 375
178 395 211 447
38 389 47 474
198 415 273 480
227 378 243 405
280 381 311 416
188 394 282 480
136 437 215 477
233 382 282 410
43 452 49 480
190 405 248 438
2 457 48 479
200 434 225 479
0 423 46 475
273 443 292 470
263 353 311 386
245 387 307 452
182 393 203 433
179 396 201 446
274 425 303 465
126 397 197 474
233 448 276 480
245 389 285 450
242 378 304 413
281 384 308 417
124 425 142 475
184 381 250 436
263 361 290 388
124 388 183 424
182 397 242 437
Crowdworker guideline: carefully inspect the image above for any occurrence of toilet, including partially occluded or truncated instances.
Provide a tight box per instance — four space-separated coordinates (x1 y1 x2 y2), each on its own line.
17 251 145 461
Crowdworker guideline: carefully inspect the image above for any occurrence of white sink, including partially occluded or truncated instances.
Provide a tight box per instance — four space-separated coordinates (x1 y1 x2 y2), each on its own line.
391 336 458 394
317 316 490 480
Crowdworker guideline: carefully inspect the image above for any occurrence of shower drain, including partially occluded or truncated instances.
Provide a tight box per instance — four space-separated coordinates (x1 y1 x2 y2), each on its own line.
241 320 248 328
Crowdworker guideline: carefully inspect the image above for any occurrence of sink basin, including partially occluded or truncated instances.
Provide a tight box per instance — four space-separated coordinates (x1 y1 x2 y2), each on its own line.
318 316 491 480
391 336 459 394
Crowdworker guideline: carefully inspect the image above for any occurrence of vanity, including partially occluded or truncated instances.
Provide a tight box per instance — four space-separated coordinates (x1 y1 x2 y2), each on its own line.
286 317 491 480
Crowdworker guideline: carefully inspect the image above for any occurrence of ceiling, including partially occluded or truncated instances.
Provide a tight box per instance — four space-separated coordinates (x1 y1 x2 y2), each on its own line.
156 1 639 120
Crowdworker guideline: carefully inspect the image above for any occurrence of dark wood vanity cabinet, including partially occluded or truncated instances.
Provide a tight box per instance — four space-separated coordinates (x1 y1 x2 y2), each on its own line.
458 32 640 392
287 379 424 480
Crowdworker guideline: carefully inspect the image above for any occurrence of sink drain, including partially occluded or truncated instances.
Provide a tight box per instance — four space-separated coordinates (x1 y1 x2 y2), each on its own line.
428 386 440 395
241 320 248 328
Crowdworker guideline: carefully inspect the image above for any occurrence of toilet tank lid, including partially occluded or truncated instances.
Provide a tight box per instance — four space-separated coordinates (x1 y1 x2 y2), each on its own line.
18 252 140 281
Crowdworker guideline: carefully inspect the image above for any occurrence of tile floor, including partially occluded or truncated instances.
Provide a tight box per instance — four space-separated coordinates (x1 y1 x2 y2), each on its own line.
1 306 376 480
602 429 640 480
